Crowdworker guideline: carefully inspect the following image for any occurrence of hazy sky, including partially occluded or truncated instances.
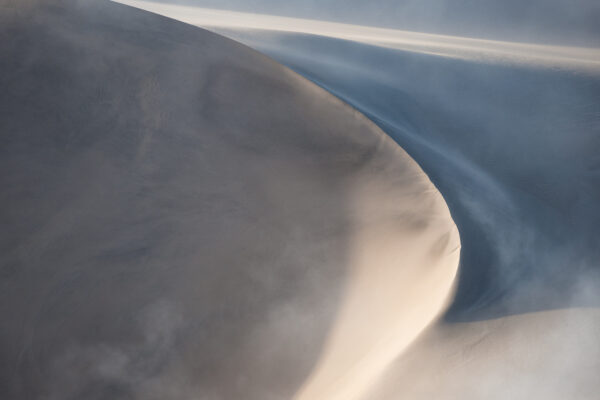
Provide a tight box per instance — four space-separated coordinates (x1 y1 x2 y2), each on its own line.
144 0 600 46
115 0 600 73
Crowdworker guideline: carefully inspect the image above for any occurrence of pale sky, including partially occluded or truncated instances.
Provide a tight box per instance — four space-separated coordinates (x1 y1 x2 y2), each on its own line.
115 0 600 73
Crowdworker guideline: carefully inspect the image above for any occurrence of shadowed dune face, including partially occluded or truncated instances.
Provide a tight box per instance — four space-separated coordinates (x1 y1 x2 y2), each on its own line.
0 1 459 399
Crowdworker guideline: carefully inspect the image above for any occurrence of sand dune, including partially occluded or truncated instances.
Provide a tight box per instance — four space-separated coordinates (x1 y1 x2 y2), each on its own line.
106 1 600 398
0 1 459 399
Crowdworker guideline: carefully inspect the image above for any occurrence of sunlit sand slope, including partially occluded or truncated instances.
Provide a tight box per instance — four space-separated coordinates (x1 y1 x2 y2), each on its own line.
114 1 600 73
0 1 458 399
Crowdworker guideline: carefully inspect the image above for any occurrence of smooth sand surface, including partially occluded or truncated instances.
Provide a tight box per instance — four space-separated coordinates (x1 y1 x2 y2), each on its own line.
105 2 600 398
0 1 458 399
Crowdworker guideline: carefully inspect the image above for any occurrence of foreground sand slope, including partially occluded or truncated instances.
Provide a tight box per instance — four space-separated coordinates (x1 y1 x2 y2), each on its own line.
114 1 600 73
365 308 600 400
0 1 458 399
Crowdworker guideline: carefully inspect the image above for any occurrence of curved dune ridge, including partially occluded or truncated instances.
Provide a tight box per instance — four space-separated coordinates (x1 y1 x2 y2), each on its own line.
0 1 459 399
110 1 600 398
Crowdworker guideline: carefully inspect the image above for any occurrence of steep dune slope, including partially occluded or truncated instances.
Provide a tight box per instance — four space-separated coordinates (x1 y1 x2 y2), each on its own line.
106 3 600 398
0 1 458 399
257 34 600 400
214 32 600 319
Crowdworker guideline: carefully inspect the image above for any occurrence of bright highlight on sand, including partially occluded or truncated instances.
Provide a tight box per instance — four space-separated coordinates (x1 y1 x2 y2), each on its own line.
115 0 600 72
